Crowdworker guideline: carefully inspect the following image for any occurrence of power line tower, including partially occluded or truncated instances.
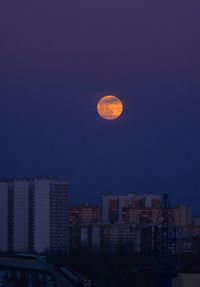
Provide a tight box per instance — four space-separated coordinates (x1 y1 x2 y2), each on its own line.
154 193 177 287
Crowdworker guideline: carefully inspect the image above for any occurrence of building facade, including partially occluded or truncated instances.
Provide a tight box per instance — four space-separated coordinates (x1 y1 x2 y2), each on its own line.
69 204 100 225
79 223 141 253
102 193 161 224
0 181 9 252
13 180 29 252
0 176 69 254
69 204 100 250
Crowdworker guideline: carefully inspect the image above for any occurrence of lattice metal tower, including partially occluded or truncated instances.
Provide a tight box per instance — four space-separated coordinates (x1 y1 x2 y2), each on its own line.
154 193 177 287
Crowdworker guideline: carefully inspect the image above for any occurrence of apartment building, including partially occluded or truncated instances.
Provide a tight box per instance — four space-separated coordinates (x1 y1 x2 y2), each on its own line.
0 176 69 254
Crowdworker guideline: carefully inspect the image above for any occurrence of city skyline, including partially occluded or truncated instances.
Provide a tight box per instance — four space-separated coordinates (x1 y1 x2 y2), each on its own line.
0 176 198 213
1 175 200 287
0 175 199 215
0 175 195 255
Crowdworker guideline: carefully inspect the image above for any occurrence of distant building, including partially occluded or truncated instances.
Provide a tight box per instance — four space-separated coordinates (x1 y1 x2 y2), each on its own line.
174 205 192 227
0 176 69 254
102 193 161 224
173 273 200 287
122 205 192 227
79 223 141 253
69 204 100 225
13 180 29 252
191 217 200 238
122 207 160 225
33 177 69 253
69 204 100 250
0 181 9 252
193 216 200 226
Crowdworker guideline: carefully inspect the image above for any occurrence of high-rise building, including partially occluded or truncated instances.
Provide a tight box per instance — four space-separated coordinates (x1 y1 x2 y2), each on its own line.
33 177 69 253
69 204 100 250
102 194 120 223
122 205 192 228
13 179 29 252
173 205 192 227
193 216 200 226
122 207 160 225
102 193 161 223
0 181 9 252
0 176 69 254
144 193 161 208
79 223 141 253
69 204 100 225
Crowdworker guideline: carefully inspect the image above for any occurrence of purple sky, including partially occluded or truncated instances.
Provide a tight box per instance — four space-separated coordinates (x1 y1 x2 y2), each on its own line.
0 0 200 212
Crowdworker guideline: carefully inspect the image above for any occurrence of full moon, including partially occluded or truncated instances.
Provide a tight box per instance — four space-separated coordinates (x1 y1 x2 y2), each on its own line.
97 95 123 120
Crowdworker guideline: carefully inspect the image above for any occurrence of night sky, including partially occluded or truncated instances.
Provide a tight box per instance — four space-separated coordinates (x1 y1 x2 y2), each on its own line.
0 0 200 212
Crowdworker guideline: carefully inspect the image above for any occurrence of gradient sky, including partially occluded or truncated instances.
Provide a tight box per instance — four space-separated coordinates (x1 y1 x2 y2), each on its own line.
0 0 200 212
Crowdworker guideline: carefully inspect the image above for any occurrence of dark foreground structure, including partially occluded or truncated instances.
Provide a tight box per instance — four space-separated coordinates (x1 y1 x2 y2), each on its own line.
0 254 93 287
153 193 177 287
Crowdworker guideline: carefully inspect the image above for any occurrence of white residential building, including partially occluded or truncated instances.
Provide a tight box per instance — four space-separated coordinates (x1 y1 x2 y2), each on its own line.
13 179 29 252
0 181 9 252
34 178 51 253
34 177 69 253
102 193 161 223
0 176 69 254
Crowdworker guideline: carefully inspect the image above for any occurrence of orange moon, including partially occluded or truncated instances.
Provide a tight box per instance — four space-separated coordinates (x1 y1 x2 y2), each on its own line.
97 95 123 120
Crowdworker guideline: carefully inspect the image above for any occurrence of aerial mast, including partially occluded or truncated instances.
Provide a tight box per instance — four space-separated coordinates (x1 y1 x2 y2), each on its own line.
154 193 177 287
